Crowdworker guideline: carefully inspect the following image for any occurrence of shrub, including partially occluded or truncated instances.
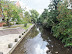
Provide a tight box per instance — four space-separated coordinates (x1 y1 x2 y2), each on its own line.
24 23 27 27
3 22 13 26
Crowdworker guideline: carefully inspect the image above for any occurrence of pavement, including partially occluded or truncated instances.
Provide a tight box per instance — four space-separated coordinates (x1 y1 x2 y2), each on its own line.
0 27 4 30
0 24 34 54
0 27 25 54
0 34 20 54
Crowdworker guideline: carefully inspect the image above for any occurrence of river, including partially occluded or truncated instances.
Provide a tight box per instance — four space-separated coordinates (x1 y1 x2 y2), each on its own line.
12 25 72 54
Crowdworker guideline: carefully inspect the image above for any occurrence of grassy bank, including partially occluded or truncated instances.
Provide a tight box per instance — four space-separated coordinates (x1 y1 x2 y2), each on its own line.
3 23 32 30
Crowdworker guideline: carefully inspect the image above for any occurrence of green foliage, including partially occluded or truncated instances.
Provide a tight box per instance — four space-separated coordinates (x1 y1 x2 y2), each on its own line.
24 11 30 18
39 9 48 23
30 9 39 23
52 18 72 47
39 9 51 28
39 0 60 28
24 11 31 23
24 23 27 27
1 0 23 26
38 0 72 47
3 22 14 26
52 1 72 47
23 10 39 24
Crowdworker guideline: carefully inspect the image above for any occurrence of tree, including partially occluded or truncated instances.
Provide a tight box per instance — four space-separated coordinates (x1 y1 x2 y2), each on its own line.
30 9 39 23
0 0 5 21
12 10 21 23
23 11 31 23
48 0 60 24
38 0 60 28
1 0 23 26
24 11 30 18
4 1 13 27
39 9 49 27
51 0 61 10
52 1 72 47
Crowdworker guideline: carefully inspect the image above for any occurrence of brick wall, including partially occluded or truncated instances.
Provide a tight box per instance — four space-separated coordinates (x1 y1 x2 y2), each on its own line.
0 22 6 27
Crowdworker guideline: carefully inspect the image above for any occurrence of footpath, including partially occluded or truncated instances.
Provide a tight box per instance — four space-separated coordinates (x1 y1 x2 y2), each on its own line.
0 24 34 54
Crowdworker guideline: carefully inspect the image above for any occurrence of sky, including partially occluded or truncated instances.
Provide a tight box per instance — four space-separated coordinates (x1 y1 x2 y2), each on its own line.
10 0 51 14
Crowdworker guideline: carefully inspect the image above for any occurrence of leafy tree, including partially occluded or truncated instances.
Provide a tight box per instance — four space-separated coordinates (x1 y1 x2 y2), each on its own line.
12 10 21 23
48 0 60 24
52 1 72 47
1 0 23 26
24 11 30 18
39 9 49 27
4 1 13 27
23 11 31 23
38 0 60 28
0 0 5 21
50 0 61 10
30 9 39 23
38 0 72 47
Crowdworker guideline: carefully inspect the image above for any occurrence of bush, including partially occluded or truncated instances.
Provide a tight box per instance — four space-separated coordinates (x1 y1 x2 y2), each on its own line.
52 18 72 47
3 22 14 26
16 22 21 24
39 0 72 47
24 23 27 27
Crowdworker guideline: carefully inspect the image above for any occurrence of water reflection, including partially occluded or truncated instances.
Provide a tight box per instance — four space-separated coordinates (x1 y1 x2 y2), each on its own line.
41 29 72 54
12 26 72 54
23 28 48 54
24 35 48 54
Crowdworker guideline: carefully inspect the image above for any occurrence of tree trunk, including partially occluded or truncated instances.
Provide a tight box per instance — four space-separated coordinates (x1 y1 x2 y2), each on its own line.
7 19 10 27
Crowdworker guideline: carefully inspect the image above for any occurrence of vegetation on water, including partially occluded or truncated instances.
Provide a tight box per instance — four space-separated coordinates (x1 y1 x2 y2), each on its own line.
38 0 72 47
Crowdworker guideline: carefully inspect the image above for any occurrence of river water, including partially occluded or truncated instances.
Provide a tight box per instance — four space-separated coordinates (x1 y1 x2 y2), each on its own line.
12 25 72 54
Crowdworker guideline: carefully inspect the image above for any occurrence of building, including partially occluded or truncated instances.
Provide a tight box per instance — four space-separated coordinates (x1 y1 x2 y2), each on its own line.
15 1 23 19
0 2 3 22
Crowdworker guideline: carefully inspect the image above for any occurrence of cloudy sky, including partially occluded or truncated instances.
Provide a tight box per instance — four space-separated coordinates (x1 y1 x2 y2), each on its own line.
10 0 51 14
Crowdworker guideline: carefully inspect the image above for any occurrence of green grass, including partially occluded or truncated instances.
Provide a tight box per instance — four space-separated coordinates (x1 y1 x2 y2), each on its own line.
3 23 33 30
23 23 32 30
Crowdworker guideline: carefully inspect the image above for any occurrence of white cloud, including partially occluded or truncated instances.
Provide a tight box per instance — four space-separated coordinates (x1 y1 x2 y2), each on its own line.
10 0 51 14
20 0 51 14
19 1 32 12
10 0 19 1
37 9 44 14
35 44 48 54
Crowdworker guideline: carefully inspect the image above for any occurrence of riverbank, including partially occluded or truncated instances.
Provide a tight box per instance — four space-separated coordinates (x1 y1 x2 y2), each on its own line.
11 25 72 54
0 24 34 54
